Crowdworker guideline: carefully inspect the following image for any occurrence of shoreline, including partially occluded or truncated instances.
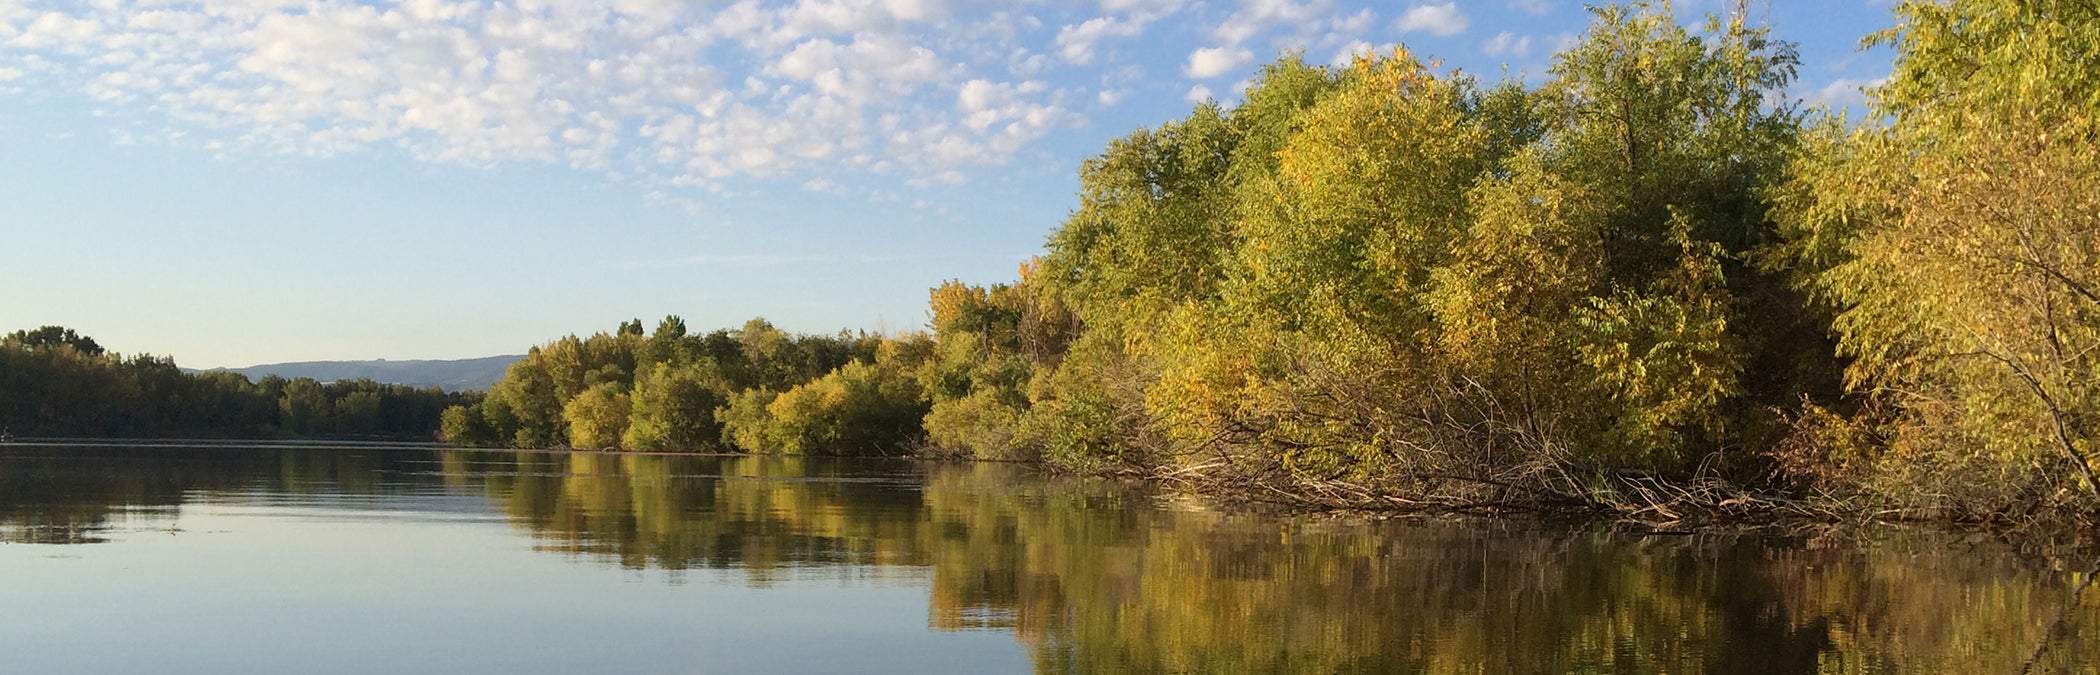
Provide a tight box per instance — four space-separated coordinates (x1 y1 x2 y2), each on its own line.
2 437 450 450
12 438 2098 550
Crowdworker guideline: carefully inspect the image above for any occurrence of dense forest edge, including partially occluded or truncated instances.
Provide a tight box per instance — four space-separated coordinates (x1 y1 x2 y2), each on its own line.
0 326 476 440
9 1 2098 528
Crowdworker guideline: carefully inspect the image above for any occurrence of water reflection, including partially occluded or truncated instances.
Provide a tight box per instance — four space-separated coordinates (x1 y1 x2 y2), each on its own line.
1 445 2094 673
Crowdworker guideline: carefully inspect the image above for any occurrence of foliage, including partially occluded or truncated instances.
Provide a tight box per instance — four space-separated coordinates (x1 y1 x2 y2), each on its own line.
936 3 1820 496
562 382 631 451
918 260 1078 461
716 388 781 453
718 359 928 455
429 0 2100 519
0 327 473 439
452 314 894 453
7 326 104 356
439 404 496 446
623 362 726 451
1773 0 2100 509
438 451 2100 672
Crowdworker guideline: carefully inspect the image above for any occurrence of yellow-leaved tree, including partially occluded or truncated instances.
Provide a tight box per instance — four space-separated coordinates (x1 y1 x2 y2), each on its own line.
1775 0 2100 508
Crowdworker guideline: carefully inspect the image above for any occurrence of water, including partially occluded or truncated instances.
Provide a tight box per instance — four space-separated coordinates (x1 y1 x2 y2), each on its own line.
0 445 2094 674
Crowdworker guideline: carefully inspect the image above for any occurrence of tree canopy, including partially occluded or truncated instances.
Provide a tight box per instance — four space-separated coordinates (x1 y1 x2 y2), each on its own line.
419 0 2100 521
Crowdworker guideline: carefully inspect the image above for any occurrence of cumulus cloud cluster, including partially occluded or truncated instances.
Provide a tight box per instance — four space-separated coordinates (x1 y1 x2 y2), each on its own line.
0 0 1471 194
0 0 1091 190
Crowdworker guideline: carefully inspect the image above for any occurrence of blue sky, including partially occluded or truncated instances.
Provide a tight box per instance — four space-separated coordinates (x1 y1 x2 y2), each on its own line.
0 0 1896 369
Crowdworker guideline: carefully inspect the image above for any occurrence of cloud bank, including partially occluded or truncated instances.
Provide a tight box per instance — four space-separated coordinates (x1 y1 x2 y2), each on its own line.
0 0 1093 190
0 0 1421 194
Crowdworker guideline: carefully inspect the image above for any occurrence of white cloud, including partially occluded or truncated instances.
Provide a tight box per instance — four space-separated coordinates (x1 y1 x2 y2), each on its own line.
1395 2 1468 36
1187 84 1213 102
1213 0 1335 47
769 0 946 41
1050 0 1192 65
1483 31 1532 59
770 33 951 103
1330 39 1396 66
774 39 844 79
1100 0 1187 11
1054 15 1145 64
883 0 946 23
1811 77 1883 109
1185 46 1254 79
0 0 1084 192
1508 0 1552 16
1008 49 1049 77
1330 8 1376 35
11 12 101 49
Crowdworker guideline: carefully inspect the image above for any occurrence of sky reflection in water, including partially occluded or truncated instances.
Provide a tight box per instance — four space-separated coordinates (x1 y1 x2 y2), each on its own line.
0 446 2093 674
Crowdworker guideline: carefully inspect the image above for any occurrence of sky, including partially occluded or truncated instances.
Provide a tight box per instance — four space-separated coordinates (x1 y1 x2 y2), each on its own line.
0 0 1899 369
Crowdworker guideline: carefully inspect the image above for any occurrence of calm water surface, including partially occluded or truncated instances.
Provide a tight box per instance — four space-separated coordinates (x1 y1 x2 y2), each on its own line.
0 444 2094 674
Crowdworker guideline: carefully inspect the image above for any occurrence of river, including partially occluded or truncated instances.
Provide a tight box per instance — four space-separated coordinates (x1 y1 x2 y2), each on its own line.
0 444 2093 673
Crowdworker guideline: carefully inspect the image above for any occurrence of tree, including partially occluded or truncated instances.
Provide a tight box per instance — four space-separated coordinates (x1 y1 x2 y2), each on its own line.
333 388 382 435
1775 0 2100 504
279 378 329 435
440 405 496 446
563 382 631 451
486 352 563 447
624 361 724 451
1137 48 1491 478
7 326 105 356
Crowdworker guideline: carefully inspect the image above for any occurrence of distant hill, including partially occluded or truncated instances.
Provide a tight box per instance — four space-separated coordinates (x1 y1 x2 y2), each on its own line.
202 355 523 392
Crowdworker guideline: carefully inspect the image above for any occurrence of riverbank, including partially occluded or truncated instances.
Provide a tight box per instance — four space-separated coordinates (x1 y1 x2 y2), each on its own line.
15 437 2100 551
3 437 449 450
1051 451 2100 550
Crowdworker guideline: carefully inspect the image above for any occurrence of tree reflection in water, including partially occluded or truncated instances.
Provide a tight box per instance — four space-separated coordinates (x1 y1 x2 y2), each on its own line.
3 446 2094 673
445 451 2099 674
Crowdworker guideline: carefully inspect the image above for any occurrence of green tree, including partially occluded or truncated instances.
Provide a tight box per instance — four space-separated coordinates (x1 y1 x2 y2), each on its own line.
440 404 497 446
624 361 725 451
486 350 564 447
279 378 329 435
563 381 632 451
722 350 929 455
7 326 105 356
1774 0 2100 505
332 388 382 436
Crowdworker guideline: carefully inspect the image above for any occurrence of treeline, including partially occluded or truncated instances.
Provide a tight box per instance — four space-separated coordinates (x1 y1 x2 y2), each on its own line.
0 326 476 439
449 1 2100 520
438 317 929 454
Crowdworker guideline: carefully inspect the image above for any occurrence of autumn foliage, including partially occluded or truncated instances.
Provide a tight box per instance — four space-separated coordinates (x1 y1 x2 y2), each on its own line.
439 1 2100 522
